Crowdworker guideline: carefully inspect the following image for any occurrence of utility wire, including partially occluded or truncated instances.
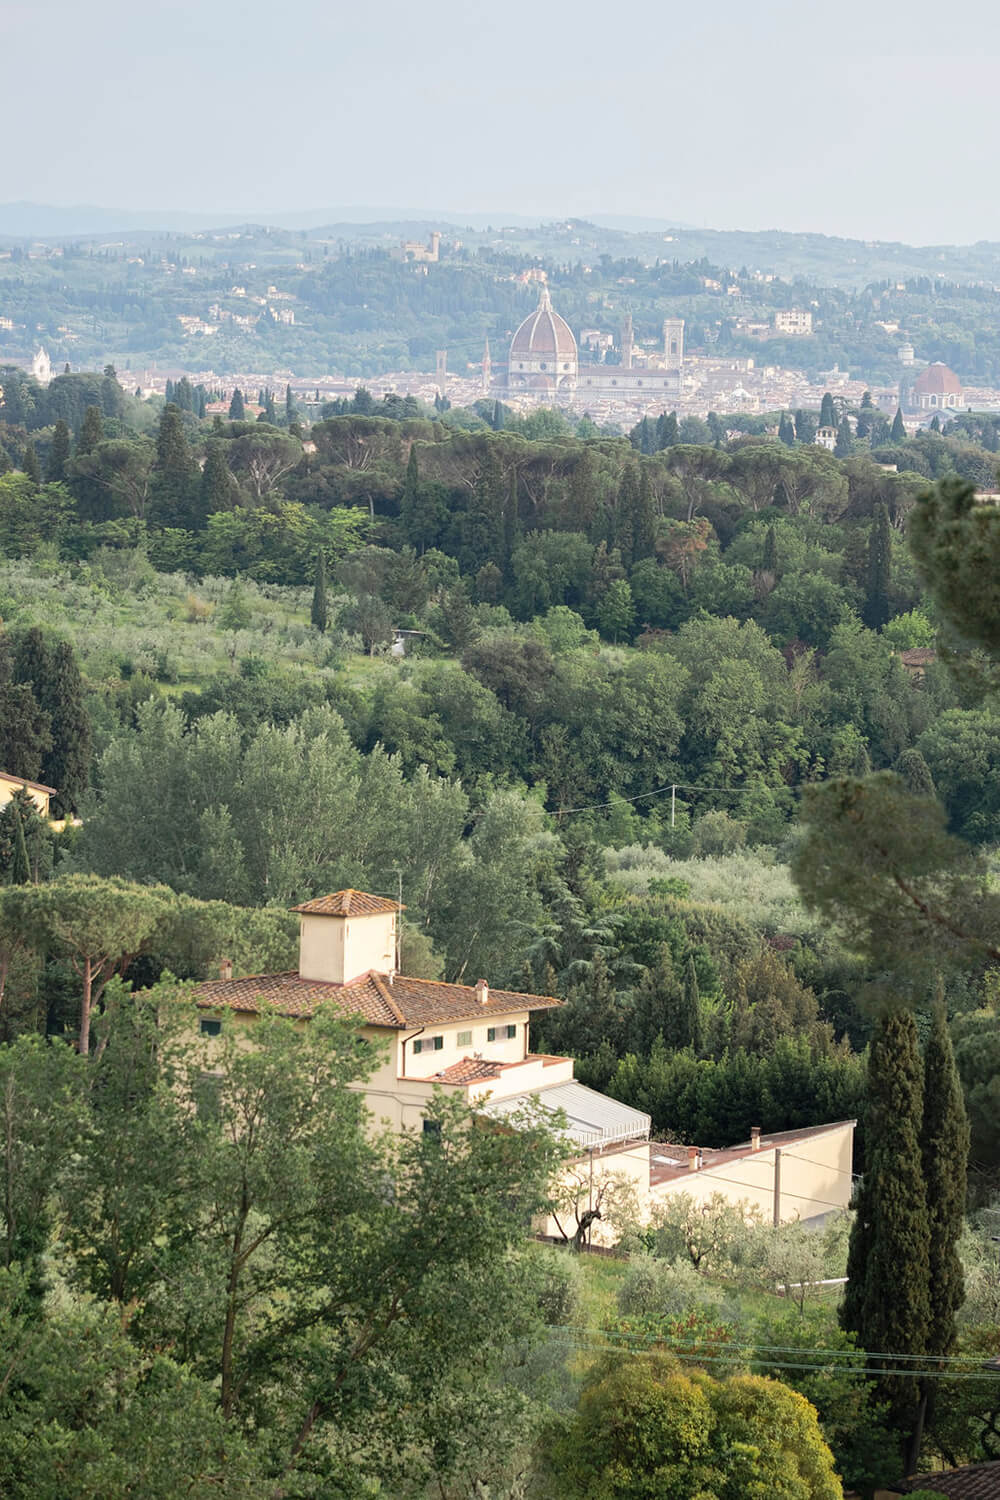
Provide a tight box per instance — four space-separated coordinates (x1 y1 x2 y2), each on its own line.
564 1327 998 1367
555 780 797 817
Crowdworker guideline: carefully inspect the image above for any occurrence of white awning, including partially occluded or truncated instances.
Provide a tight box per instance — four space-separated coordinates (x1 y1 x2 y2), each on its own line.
481 1080 651 1149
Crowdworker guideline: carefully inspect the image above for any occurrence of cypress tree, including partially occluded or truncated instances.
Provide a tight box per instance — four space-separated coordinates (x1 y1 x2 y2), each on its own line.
263 389 276 424
632 467 657 561
834 416 853 458
149 403 203 530
864 502 892 630
922 999 969 1362
682 953 702 1054
284 383 296 425
311 549 328 633
656 410 679 449
77 404 104 455
891 407 906 442
47 420 70 483
21 442 40 486
10 799 30 885
165 379 175 404
491 400 505 432
762 525 779 577
16 634 91 816
894 748 936 798
820 392 837 427
228 388 246 421
615 464 639 567
778 412 795 446
503 467 521 580
841 1008 930 1454
200 439 233 514
929 414 941 433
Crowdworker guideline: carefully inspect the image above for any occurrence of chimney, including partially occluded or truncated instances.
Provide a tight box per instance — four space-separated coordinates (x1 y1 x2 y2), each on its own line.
476 978 489 1005
219 958 233 982
687 1146 699 1173
750 1126 761 1152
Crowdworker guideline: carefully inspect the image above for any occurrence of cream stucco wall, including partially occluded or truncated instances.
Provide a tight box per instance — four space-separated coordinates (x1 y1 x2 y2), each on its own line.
399 1011 530 1079
298 911 396 985
0 775 51 817
648 1123 855 1225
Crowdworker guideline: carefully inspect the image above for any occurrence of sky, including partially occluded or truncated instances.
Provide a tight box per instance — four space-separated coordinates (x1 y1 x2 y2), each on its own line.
6 0 1000 245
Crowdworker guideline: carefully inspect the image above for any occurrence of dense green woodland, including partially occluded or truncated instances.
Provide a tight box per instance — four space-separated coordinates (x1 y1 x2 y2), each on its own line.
6 219 1000 381
0 368 999 1492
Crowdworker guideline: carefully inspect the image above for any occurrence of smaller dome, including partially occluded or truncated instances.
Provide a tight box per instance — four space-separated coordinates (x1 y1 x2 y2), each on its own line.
510 286 577 361
913 362 962 396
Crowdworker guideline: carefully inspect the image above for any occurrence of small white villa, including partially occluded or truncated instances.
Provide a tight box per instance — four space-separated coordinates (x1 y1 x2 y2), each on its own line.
192 890 855 1243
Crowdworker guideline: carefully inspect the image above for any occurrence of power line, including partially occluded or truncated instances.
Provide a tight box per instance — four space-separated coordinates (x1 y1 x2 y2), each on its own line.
566 1338 995 1374
555 780 801 817
551 1331 1000 1382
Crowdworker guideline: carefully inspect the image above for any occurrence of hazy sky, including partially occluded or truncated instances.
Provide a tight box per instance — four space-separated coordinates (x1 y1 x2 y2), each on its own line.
7 0 999 244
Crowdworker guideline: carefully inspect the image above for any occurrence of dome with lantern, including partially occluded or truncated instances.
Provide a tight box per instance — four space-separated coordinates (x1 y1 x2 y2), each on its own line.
507 285 577 397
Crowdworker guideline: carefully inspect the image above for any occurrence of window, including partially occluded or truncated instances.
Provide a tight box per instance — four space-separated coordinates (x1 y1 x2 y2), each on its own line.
456 1030 472 1047
413 1035 444 1055
422 1118 442 1135
200 1018 222 1037
487 1024 517 1043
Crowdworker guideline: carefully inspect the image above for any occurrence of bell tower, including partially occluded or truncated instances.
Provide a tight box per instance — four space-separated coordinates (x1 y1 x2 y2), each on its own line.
663 318 685 368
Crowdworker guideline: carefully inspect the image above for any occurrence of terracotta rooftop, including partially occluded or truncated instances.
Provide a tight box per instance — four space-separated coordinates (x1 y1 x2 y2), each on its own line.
193 970 561 1030
431 1057 505 1084
648 1120 856 1188
913 361 962 395
0 770 57 794
898 648 937 667
291 890 403 917
510 286 577 360
901 1462 1000 1498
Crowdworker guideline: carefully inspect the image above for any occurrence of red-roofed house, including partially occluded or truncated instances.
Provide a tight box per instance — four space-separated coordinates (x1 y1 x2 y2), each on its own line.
190 890 855 1244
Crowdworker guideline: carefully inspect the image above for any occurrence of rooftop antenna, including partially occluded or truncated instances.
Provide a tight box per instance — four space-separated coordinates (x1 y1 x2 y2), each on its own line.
393 867 403 975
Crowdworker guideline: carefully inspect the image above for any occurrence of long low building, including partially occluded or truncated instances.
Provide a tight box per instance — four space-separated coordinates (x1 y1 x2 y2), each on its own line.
190 889 855 1242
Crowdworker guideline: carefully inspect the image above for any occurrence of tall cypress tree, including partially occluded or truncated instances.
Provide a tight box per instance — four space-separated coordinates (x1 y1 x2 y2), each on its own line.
9 799 31 885
615 464 640 567
200 439 232 514
284 383 296 426
47 420 70 483
834 416 854 458
228 388 246 421
682 953 702 1054
891 407 906 442
311 549 328 633
149 403 202 530
77 404 104 455
632 467 657 562
656 410 679 449
778 412 795 446
922 1000 969 1362
894 748 936 798
762 525 779 578
21 442 40 486
820 392 837 427
841 1007 930 1456
864 502 892 630
15 632 91 815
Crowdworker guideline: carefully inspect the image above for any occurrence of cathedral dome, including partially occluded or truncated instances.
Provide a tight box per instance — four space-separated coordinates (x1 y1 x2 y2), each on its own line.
509 287 577 361
913 362 961 397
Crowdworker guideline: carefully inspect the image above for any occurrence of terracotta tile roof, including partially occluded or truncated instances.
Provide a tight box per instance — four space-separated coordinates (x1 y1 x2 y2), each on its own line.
913 362 963 396
431 1058 504 1084
902 1463 1000 1497
0 770 57 795
193 970 561 1030
648 1120 857 1188
899 648 937 665
290 890 403 917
